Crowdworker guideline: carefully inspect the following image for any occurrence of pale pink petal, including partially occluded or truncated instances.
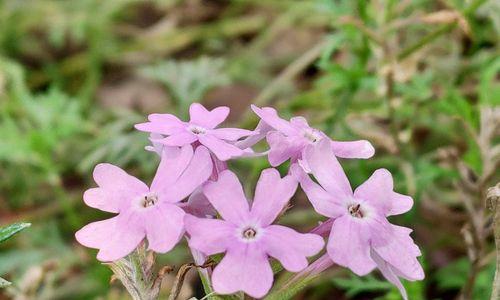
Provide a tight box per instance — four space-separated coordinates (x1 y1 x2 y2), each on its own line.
145 203 186 253
212 244 273 298
251 105 296 136
154 131 197 146
266 131 303 166
185 214 236 255
135 121 185 136
371 228 424 281
90 164 149 211
388 192 413 216
391 225 421 256
304 140 352 198
198 134 244 161
289 116 310 129
310 219 334 237
203 170 250 224
148 113 183 124
291 164 345 218
75 216 120 249
235 120 272 150
93 163 148 192
250 169 297 226
331 140 375 159
150 145 193 192
262 225 324 272
354 169 413 216
182 188 217 218
327 216 376 276
210 128 255 141
189 103 229 129
145 133 166 155
83 188 120 213
370 248 408 300
77 212 145 262
160 146 213 203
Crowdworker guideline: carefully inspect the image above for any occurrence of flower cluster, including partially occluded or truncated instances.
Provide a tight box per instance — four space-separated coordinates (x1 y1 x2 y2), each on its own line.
76 103 423 299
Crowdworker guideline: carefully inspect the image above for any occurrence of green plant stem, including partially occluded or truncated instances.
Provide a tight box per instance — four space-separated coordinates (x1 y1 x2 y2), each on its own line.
397 0 487 61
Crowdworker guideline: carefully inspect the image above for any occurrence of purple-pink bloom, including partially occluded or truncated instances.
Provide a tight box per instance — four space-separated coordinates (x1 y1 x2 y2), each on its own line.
75 145 212 262
242 105 374 168
292 140 424 300
135 103 255 161
184 169 324 298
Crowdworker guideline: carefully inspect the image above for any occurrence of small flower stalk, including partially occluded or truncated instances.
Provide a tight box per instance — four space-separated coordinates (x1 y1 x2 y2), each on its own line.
76 103 424 299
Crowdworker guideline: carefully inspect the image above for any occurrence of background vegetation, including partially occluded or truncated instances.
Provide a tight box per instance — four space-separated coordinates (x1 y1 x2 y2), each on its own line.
0 0 498 299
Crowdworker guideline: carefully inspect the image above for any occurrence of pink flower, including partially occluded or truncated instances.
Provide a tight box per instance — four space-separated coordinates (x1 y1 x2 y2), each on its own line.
292 140 424 300
184 169 324 298
244 105 374 168
135 103 255 161
75 145 213 262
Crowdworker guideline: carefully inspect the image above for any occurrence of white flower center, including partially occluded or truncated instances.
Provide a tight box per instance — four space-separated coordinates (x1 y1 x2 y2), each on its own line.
302 129 321 143
237 225 262 242
140 193 158 208
348 203 365 218
188 125 207 135
242 227 257 239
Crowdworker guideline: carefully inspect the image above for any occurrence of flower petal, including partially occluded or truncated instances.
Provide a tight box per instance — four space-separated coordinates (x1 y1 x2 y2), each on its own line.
203 170 250 224
89 164 149 212
161 145 213 203
135 114 185 135
185 214 236 255
199 134 244 161
75 216 120 249
326 215 376 276
189 103 229 129
331 140 375 159
251 105 296 136
212 244 273 298
371 227 424 281
150 145 193 192
154 131 197 146
145 203 186 253
263 225 324 272
304 139 353 199
235 120 271 150
77 212 145 262
250 168 297 226
210 128 255 141
181 187 217 218
289 116 310 129
291 164 345 218
370 248 408 300
354 169 413 216
266 131 303 166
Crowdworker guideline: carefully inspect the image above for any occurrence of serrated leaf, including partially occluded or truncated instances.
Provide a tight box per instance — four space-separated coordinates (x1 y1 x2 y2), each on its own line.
0 222 31 243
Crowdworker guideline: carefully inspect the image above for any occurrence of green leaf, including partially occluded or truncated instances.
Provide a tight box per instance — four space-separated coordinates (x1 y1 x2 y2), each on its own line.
0 222 31 243
0 277 11 288
333 274 392 298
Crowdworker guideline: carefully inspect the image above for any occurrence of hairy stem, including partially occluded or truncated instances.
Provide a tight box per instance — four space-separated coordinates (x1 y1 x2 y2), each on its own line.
489 184 500 300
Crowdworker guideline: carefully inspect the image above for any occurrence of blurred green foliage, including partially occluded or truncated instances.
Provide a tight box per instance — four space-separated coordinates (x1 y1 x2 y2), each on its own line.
0 0 498 299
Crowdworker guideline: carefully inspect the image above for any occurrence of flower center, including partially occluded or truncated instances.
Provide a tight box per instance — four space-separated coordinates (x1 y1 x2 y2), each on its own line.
140 194 158 208
242 227 257 240
303 129 321 143
348 203 364 218
188 125 207 135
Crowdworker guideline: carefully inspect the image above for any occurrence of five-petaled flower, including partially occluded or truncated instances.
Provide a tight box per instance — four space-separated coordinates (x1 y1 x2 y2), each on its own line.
185 169 324 298
240 105 375 169
135 103 255 161
292 139 424 300
76 145 212 262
